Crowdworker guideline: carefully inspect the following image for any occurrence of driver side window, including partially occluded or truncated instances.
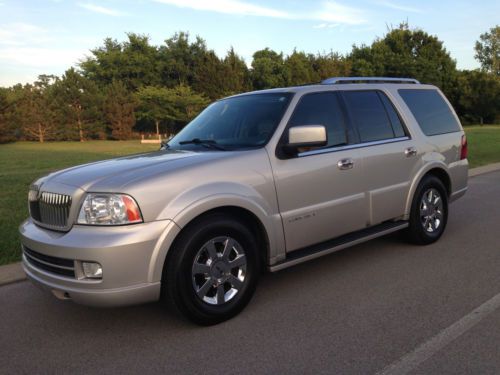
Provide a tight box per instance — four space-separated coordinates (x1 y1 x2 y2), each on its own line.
288 92 348 149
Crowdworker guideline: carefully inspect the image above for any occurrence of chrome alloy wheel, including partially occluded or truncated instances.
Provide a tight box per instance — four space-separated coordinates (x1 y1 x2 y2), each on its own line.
191 236 247 305
420 188 444 233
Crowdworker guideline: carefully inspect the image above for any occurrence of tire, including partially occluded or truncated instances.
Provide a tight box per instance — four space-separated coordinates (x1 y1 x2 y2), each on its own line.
406 175 448 245
161 213 260 325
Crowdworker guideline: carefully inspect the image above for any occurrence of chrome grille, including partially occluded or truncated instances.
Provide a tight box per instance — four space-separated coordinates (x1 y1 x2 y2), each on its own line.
29 191 72 229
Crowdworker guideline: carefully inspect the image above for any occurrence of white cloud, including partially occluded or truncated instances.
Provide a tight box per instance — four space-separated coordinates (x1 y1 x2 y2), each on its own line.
0 47 83 68
313 23 340 29
77 2 125 16
313 1 366 24
375 1 422 13
0 23 53 46
154 0 291 18
154 0 366 25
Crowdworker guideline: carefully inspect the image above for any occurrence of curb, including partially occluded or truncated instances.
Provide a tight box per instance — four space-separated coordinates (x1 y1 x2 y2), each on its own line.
0 262 25 286
2 162 500 287
468 162 500 178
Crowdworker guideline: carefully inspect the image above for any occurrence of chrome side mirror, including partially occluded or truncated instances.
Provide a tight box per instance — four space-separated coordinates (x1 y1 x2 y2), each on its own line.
287 125 327 149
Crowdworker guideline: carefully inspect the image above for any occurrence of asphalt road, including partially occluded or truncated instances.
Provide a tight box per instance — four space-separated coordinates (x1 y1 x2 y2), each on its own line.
2 171 500 375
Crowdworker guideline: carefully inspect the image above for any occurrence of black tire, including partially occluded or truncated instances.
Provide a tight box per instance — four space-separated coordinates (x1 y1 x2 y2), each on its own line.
406 175 448 245
161 213 260 325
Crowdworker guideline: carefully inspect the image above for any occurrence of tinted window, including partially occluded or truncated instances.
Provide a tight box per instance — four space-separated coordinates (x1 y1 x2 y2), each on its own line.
378 92 406 138
169 93 292 150
343 91 395 142
399 89 460 136
288 92 348 147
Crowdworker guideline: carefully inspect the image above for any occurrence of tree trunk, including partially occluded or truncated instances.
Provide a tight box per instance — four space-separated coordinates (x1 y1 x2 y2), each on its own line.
155 120 160 136
77 116 84 142
480 116 484 126
38 123 44 143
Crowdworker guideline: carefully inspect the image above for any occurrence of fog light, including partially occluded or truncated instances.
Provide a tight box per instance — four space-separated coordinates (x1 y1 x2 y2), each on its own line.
82 262 103 279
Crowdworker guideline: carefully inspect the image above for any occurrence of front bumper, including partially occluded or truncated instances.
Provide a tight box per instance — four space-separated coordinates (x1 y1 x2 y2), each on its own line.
19 218 174 307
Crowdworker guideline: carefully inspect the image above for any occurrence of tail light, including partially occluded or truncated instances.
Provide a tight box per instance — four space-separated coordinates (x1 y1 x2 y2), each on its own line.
460 134 468 160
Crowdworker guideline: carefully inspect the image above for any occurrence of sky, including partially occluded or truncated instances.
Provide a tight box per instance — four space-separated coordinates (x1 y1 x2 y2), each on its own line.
0 0 498 87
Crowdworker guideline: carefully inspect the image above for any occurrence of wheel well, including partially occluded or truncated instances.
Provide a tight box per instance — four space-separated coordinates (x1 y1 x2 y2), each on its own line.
425 168 452 196
171 206 270 270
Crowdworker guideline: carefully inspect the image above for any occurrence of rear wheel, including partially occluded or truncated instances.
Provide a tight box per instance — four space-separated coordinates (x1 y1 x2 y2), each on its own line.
406 175 448 245
162 214 260 325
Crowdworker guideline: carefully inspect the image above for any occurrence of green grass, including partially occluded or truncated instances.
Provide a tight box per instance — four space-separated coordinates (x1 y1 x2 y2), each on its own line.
1 127 499 266
464 125 500 168
0 141 158 266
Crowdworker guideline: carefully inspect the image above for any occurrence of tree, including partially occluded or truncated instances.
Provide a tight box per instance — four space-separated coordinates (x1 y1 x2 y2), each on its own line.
15 78 56 143
311 51 352 80
251 48 286 89
158 32 208 87
284 50 317 86
0 87 16 143
221 47 251 95
456 70 500 124
136 85 208 137
104 80 137 140
52 68 103 142
475 26 500 76
80 33 160 90
350 23 457 95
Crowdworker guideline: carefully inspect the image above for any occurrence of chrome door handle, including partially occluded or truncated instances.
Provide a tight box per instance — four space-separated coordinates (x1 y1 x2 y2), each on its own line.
405 147 417 157
337 158 354 170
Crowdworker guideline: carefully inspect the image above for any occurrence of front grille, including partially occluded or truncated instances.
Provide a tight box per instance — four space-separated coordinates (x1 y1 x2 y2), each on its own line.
23 247 75 278
29 191 72 229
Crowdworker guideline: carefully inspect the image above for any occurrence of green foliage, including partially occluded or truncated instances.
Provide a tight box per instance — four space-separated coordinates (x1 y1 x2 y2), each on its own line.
1 26 500 142
474 25 500 76
350 23 457 95
284 50 317 85
251 48 287 89
14 79 56 142
456 70 500 124
0 87 16 143
104 80 138 140
80 33 160 90
136 85 208 136
51 68 104 141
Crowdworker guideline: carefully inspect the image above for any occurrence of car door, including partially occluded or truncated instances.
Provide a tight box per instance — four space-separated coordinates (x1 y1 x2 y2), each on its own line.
340 89 421 225
270 91 368 252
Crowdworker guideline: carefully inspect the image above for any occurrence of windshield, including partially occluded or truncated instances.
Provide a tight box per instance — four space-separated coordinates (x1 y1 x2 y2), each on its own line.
168 93 293 151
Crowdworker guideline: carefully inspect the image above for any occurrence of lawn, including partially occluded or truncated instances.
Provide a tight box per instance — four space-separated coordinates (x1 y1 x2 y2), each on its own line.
464 125 500 168
1 126 499 265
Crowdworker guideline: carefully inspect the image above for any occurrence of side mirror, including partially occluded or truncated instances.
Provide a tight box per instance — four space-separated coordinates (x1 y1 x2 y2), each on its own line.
285 125 327 153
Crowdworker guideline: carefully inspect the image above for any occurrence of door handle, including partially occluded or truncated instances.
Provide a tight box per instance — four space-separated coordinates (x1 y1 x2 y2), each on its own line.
337 158 354 170
405 147 417 157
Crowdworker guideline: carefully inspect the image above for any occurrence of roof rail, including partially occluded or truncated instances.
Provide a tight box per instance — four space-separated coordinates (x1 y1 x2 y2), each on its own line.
321 77 420 85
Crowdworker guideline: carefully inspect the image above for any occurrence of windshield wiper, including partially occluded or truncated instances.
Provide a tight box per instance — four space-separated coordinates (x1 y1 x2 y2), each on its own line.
178 138 226 151
160 141 170 150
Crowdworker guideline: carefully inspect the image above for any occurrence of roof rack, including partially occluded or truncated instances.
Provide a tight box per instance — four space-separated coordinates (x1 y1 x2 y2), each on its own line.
321 77 420 85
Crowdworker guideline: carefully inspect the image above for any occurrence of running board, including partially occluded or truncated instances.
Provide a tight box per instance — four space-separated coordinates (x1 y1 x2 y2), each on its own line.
269 221 408 272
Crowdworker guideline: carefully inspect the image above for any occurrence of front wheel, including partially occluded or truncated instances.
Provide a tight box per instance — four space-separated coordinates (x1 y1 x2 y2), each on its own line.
162 214 260 325
406 176 448 245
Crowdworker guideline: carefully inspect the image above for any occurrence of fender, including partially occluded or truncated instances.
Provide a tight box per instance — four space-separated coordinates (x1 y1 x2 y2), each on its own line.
403 160 450 218
148 182 286 282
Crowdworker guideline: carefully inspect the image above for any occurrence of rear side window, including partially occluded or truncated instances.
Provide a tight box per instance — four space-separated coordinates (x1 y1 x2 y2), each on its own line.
342 91 395 142
399 89 460 136
378 92 406 138
288 92 348 148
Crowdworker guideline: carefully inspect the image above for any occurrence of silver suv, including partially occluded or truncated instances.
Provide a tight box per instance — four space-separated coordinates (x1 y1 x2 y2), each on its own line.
20 77 468 325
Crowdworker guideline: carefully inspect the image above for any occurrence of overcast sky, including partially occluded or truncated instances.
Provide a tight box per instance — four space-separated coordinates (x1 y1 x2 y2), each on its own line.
0 0 498 87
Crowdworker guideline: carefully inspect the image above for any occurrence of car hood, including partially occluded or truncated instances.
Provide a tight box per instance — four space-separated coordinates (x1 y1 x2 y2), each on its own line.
45 149 229 191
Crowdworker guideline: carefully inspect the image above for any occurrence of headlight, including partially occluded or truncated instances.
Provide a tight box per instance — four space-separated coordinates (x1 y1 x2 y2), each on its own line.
77 193 143 225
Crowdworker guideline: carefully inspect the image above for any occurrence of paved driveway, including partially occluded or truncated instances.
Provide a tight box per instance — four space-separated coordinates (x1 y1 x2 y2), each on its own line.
2 171 500 374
